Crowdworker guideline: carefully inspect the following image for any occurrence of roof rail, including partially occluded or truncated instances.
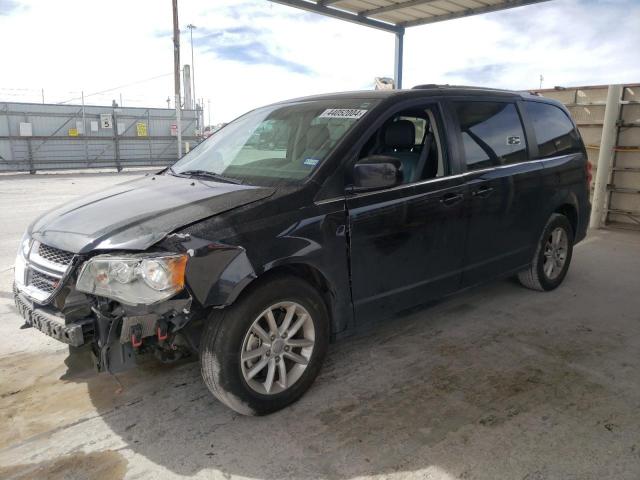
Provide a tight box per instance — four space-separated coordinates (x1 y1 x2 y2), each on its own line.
412 84 525 96
412 84 445 89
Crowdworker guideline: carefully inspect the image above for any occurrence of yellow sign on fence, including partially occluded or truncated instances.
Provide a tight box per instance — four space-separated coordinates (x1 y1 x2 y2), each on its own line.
68 128 78 137
136 122 148 137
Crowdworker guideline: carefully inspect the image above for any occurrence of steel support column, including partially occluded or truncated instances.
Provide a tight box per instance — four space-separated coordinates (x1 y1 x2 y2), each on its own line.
590 84 623 229
394 31 404 89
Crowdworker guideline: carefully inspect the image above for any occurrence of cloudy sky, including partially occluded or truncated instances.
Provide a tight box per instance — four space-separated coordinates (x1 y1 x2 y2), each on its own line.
0 0 639 124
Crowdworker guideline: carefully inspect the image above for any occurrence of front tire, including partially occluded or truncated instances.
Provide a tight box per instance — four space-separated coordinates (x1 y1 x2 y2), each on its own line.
200 275 330 415
518 213 574 291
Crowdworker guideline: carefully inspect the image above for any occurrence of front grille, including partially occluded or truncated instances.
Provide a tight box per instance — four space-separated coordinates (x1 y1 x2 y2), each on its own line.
16 241 76 304
37 243 75 267
29 270 59 294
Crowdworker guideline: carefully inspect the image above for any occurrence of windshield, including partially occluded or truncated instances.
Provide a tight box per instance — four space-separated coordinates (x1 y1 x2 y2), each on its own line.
170 99 378 186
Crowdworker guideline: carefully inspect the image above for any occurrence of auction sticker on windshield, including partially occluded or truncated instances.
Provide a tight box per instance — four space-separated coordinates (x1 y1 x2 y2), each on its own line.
319 108 368 119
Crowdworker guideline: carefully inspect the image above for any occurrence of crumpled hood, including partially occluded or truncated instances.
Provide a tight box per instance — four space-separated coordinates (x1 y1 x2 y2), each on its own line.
29 174 275 253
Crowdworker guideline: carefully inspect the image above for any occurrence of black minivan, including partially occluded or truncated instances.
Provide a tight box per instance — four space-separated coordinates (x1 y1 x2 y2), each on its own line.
14 86 591 415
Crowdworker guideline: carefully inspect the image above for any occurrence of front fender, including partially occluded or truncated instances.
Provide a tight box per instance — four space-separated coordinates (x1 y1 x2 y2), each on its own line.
164 234 256 307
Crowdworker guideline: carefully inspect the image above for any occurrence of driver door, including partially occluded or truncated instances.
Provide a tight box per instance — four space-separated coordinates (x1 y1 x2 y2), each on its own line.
346 102 468 323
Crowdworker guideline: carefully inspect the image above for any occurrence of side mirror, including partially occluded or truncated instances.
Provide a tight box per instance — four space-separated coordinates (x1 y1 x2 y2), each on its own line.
352 155 403 192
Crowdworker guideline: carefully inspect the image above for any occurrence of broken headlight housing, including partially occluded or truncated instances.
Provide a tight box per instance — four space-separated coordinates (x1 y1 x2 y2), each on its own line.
76 253 188 305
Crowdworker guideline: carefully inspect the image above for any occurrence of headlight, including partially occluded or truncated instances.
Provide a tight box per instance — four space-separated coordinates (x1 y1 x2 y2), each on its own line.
76 253 188 305
14 234 32 287
19 234 32 259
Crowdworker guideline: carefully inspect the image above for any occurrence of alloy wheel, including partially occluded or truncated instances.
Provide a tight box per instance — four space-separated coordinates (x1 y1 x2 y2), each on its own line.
240 301 315 395
543 226 568 280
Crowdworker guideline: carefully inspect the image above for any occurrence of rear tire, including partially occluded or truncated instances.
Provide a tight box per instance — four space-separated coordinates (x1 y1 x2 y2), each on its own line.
200 275 330 415
518 213 574 291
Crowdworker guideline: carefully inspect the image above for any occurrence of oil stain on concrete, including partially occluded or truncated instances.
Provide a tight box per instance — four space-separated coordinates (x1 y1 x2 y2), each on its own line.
0 450 127 480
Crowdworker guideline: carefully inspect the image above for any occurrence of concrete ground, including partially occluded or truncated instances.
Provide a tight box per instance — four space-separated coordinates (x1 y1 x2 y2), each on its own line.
0 172 639 480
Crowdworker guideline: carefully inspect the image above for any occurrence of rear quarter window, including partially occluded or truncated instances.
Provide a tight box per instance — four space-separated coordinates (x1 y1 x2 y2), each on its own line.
453 101 528 171
524 101 582 159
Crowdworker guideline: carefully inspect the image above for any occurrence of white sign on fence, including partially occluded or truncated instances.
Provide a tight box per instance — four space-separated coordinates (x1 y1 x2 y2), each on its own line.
19 122 33 136
100 113 113 129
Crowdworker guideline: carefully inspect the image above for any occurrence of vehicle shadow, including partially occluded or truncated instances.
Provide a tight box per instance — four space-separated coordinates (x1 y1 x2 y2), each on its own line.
68 275 632 479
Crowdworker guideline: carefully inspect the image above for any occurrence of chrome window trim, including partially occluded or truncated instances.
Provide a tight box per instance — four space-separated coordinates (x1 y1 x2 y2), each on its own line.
314 197 345 206
346 173 465 199
343 159 539 200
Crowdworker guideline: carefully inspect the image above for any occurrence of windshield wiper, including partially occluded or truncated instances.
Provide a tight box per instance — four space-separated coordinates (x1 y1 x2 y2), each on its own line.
178 170 243 185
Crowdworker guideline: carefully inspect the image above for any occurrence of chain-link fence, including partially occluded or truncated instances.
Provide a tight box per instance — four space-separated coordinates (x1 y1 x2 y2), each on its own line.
0 102 202 173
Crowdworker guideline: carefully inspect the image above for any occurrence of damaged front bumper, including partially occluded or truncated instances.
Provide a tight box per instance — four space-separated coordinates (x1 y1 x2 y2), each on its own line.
14 233 256 374
14 287 93 347
14 282 197 374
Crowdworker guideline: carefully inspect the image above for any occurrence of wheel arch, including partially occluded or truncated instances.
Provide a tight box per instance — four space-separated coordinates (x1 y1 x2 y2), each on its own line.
555 203 578 236
541 189 579 235
226 262 341 337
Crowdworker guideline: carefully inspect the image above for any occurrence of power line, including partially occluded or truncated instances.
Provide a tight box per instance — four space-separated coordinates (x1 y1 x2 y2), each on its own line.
57 72 173 104
0 87 48 92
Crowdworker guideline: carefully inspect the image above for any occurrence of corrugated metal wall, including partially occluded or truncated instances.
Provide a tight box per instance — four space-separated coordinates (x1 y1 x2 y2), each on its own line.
0 102 201 172
534 84 640 230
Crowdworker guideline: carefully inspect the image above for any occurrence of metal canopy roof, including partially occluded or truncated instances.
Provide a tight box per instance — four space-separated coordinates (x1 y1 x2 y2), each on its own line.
270 0 549 33
270 0 551 88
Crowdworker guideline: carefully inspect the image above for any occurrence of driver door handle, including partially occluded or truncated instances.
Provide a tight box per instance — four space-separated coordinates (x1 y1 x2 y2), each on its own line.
472 186 494 198
440 192 464 206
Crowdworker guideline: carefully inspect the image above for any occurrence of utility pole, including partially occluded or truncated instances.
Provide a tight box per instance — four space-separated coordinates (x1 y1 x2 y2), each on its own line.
186 24 197 110
207 98 211 128
41 88 45 104
539 74 544 89
166 96 171 109
172 0 183 158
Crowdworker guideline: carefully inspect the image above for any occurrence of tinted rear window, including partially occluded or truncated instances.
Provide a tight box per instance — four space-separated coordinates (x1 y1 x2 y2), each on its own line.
454 101 528 171
524 101 582 158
